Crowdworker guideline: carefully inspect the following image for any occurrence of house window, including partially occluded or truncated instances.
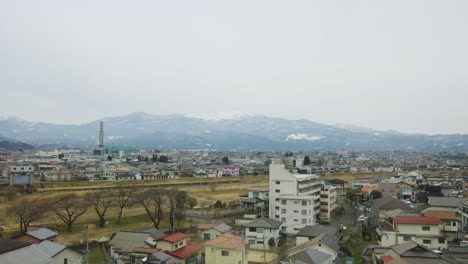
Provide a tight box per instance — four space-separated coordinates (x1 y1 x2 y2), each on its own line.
453 222 457 226
403 236 410 241
64 259 68 264
281 217 286 223
293 210 298 213
221 250 229 256
422 226 430 231
275 189 280 193
203 233 210 240
423 239 431 244
253 192 259 197
249 240 255 244
249 227 256 232
281 209 287 214
276 181 280 184
445 221 450 226
302 201 308 206
281 200 286 205
302 210 307 215
439 237 445 244
302 219 307 224
294 219 298 222
256 241 264 244
257 228 264 233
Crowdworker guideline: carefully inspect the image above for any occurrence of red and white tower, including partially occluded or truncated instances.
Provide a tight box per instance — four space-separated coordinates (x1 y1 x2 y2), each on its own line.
98 121 104 148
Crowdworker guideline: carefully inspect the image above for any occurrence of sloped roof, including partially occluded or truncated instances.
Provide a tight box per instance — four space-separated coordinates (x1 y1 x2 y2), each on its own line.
197 223 231 233
0 245 53 264
394 216 443 225
374 197 412 211
141 227 166 239
244 218 282 229
148 251 180 264
203 233 242 250
33 240 66 258
159 233 188 243
423 210 456 221
0 238 31 254
428 197 467 208
109 231 155 253
166 243 203 259
26 228 58 240
285 248 333 264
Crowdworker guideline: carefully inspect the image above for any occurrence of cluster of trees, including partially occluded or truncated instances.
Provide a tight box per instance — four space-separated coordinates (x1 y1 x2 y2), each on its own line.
6 187 197 234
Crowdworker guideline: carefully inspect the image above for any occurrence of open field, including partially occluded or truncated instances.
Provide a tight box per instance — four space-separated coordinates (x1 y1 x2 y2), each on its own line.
0 172 391 245
0 175 269 243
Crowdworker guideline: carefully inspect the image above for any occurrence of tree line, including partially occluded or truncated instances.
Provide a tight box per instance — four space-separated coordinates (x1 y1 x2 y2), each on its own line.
5 187 197 234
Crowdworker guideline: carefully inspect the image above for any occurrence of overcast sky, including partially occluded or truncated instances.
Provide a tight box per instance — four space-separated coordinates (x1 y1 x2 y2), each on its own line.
1 1 468 134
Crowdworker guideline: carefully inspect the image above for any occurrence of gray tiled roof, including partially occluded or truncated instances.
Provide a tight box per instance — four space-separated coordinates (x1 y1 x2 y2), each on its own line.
33 240 66 258
141 227 166 239
0 245 53 264
26 228 58 240
428 197 468 208
109 231 155 253
244 218 282 229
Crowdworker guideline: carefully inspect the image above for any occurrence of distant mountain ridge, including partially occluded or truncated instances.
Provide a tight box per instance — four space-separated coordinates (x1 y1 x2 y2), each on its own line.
0 113 467 152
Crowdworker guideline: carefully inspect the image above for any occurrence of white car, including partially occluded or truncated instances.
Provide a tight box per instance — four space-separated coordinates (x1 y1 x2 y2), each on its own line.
339 224 347 230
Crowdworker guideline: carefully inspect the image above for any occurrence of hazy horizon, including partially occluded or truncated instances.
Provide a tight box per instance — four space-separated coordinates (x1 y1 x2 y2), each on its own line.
2 1 468 134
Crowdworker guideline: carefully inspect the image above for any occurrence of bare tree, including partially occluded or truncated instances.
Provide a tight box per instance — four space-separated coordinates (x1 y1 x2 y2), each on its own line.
135 189 165 229
166 189 179 231
51 194 88 232
87 190 114 228
115 188 135 225
8 198 48 234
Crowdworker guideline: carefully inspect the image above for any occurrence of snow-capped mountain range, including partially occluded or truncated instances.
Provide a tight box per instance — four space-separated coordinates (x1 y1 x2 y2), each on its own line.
1 112 468 152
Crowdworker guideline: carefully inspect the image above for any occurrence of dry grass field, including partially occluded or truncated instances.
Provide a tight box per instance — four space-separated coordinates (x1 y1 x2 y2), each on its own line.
0 172 390 244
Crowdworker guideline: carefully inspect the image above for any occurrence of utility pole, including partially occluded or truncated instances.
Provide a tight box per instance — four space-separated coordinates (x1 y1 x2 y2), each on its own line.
241 231 245 264
86 225 89 264
263 232 266 264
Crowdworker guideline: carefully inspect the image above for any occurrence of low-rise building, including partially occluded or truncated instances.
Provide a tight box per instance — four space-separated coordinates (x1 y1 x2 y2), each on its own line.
377 215 447 250
244 218 282 250
203 233 244 264
197 223 232 240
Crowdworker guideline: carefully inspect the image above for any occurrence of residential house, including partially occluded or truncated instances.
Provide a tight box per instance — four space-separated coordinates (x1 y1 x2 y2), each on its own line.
16 228 58 243
377 215 447 250
197 223 232 240
203 233 244 264
157 233 203 264
144 251 179 264
373 197 412 220
0 238 32 255
281 234 340 264
424 197 468 212
244 217 282 250
156 233 189 252
459 200 468 232
0 244 53 264
165 244 203 264
33 240 83 264
108 231 158 264
423 210 458 239
239 187 269 213
361 186 378 199
222 167 240 176
363 240 454 264
269 163 321 234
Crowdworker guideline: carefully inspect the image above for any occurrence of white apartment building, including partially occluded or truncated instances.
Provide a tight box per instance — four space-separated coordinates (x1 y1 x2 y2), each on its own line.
269 163 321 234
320 185 338 220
